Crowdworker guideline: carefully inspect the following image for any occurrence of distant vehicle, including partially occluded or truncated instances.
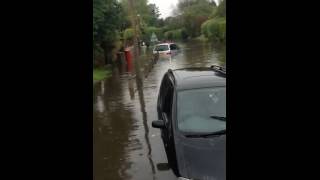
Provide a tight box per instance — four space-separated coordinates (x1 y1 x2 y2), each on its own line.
152 65 226 180
153 43 180 56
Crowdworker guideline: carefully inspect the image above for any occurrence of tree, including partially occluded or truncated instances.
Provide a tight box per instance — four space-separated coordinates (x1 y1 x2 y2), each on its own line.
147 3 161 26
177 0 216 37
93 0 124 65
201 0 226 42
216 0 226 17
164 16 184 31
120 0 162 27
156 18 165 27
120 0 149 25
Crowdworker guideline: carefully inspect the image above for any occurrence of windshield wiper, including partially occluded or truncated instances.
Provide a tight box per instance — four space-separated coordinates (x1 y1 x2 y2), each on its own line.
185 129 226 138
210 115 226 121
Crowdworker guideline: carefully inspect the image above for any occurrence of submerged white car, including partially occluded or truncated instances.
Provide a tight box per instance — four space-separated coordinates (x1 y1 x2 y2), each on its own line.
153 43 180 56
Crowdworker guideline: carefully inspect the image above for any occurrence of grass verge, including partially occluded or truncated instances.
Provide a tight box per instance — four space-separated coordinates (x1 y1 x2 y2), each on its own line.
93 67 111 83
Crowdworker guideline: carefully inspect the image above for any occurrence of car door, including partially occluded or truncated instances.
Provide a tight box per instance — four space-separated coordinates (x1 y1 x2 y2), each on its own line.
157 74 168 119
161 79 174 149
157 74 174 146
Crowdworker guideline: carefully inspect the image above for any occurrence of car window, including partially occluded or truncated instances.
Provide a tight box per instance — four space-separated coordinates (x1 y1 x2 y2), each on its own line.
170 44 178 50
159 75 174 121
177 87 226 133
155 45 169 51
163 84 173 118
158 74 168 109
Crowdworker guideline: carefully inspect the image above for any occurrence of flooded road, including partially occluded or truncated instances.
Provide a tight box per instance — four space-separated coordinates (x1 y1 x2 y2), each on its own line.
93 40 225 180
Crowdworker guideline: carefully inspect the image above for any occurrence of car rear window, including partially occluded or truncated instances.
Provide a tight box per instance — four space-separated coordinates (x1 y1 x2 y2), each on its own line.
170 44 178 50
155 45 169 51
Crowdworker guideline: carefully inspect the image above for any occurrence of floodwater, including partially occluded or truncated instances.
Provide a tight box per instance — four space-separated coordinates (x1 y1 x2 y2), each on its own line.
93 40 225 180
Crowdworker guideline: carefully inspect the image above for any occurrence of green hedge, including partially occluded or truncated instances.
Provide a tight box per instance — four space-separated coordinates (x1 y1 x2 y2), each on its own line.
124 28 134 41
124 27 165 45
164 28 188 40
142 26 164 43
93 68 111 82
201 18 226 42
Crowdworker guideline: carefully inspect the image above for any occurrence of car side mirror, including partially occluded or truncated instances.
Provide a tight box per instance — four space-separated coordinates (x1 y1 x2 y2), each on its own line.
152 120 165 129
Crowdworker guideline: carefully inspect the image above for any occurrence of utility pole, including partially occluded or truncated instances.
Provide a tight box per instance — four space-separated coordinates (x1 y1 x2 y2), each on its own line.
127 0 143 91
127 0 143 79
127 0 140 59
127 2 155 177
127 0 143 103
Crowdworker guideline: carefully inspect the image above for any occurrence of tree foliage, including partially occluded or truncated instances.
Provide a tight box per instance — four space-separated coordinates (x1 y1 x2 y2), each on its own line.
163 0 216 39
201 0 226 42
201 18 225 42
120 0 163 45
147 3 161 26
120 0 161 27
93 0 125 66
93 0 123 46
164 28 188 40
211 0 225 18
124 28 135 41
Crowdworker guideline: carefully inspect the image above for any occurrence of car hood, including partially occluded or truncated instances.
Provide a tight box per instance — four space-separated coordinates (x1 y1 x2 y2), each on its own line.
174 134 226 180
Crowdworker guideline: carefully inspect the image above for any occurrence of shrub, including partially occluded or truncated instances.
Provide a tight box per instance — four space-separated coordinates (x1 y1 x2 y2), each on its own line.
123 28 134 41
164 28 189 40
143 26 164 43
201 18 226 42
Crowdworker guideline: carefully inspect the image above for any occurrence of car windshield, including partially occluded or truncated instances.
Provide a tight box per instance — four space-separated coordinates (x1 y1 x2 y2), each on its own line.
177 87 226 134
155 45 169 51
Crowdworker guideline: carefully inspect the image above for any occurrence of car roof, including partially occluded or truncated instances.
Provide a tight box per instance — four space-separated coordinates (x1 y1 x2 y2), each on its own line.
169 67 226 90
156 43 175 46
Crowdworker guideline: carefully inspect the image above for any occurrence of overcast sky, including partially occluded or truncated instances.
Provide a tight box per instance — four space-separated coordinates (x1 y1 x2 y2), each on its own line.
148 0 220 19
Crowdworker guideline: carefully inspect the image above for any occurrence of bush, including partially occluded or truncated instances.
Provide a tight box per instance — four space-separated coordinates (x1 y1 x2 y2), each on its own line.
181 28 188 40
164 28 189 40
142 26 164 43
124 27 165 46
201 18 225 42
164 31 173 40
93 45 105 67
124 28 134 41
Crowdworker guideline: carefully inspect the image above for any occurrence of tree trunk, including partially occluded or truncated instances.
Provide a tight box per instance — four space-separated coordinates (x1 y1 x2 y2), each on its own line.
101 41 113 65
93 47 104 68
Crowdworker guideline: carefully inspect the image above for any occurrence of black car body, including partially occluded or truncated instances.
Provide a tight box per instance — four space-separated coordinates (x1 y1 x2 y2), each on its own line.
152 65 226 180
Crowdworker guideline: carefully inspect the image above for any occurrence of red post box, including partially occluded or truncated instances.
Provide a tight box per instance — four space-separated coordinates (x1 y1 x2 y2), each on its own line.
124 48 132 72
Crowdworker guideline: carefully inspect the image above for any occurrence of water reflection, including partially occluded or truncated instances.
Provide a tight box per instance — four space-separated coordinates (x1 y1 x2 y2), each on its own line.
219 46 226 67
128 75 135 100
96 95 105 113
93 67 138 180
101 80 105 95
134 48 156 179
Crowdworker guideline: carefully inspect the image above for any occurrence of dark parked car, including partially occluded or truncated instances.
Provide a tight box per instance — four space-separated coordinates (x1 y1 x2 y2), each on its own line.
152 65 226 180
